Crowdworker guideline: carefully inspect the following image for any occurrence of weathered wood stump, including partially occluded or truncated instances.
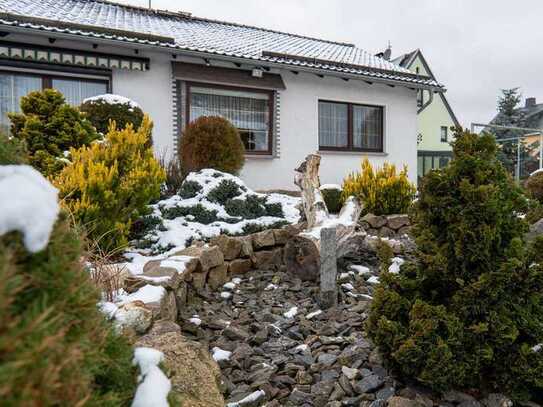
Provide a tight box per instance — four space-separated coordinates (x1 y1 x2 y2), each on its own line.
284 154 362 284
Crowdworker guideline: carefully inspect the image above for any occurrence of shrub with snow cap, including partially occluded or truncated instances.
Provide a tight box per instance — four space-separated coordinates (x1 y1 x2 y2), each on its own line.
0 165 59 253
80 93 145 136
132 168 300 254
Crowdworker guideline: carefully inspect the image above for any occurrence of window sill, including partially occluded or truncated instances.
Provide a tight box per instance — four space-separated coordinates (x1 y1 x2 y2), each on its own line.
318 150 388 157
245 154 276 159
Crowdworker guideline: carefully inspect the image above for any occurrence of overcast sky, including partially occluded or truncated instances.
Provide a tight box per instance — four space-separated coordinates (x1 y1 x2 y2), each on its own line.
117 0 543 128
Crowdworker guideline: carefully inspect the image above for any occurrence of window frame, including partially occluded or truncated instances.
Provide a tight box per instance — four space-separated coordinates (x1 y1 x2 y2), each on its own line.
440 126 448 142
0 67 111 95
318 99 384 153
185 81 274 156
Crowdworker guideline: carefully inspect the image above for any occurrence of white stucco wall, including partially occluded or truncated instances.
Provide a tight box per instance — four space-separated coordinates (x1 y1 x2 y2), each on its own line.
240 72 419 190
112 51 173 158
1 32 418 191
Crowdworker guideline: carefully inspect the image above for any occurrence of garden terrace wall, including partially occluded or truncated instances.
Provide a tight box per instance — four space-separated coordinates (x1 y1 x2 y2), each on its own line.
123 225 302 322
359 214 411 238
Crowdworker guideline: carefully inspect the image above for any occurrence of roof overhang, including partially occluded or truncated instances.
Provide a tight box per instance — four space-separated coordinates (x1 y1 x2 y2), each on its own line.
0 20 445 92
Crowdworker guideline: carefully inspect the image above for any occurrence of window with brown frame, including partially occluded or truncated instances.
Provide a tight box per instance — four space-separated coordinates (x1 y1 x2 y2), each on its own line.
186 82 273 155
0 69 109 133
318 100 384 152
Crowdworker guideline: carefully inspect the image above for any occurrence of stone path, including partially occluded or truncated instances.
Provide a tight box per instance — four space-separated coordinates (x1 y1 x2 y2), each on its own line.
178 260 402 407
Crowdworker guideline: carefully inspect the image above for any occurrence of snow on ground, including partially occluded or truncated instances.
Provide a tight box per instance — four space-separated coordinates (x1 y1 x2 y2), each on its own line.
83 93 140 110
132 347 171 407
283 306 298 319
388 257 405 274
305 310 322 319
0 165 60 253
226 390 266 407
349 265 371 275
117 284 166 305
212 347 232 362
367 276 380 285
127 169 300 259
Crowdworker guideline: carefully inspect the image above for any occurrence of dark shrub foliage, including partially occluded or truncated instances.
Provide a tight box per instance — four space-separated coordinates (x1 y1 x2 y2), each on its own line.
80 95 144 135
207 179 242 205
525 171 543 203
179 116 245 175
161 203 218 224
130 215 165 240
367 130 543 401
320 186 344 213
0 132 27 165
9 89 98 176
526 199 543 224
178 180 203 199
225 195 266 219
0 214 136 405
264 202 284 218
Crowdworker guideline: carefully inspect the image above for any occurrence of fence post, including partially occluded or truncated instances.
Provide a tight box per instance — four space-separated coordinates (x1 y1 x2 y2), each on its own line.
319 226 338 309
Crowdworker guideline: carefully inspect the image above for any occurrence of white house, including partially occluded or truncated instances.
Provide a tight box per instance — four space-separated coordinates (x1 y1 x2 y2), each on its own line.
0 0 444 190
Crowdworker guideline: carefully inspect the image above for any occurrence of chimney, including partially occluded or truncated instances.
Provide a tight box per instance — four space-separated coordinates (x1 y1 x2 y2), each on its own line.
526 97 537 108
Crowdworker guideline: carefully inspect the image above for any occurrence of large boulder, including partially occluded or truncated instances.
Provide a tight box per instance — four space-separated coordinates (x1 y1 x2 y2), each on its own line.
136 328 224 407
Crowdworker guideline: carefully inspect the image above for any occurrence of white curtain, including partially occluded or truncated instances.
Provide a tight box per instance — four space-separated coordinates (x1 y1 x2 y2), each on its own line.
190 87 270 152
353 105 382 150
52 78 107 106
318 101 348 147
0 73 41 133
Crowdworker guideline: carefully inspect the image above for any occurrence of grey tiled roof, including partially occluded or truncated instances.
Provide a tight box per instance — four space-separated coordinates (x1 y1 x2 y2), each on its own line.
0 0 442 88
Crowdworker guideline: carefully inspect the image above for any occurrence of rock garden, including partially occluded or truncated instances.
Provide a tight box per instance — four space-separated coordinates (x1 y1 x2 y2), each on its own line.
2 90 542 407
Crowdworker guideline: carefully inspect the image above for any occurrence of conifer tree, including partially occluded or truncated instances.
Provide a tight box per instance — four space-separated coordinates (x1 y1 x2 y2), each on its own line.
367 130 543 402
9 89 98 176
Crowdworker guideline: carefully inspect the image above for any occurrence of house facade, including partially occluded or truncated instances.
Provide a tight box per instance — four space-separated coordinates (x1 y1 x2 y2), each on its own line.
391 49 460 179
0 0 443 190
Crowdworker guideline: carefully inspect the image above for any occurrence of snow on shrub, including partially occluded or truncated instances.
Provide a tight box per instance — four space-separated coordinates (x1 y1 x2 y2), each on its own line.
0 165 59 253
80 93 145 135
132 169 300 254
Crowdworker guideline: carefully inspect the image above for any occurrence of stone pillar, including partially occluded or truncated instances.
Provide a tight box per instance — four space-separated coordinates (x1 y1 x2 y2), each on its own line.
319 226 338 309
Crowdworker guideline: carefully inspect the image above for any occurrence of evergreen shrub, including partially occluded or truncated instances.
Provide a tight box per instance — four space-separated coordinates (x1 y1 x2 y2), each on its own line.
207 179 242 205
320 185 344 213
525 171 543 203
367 130 543 401
0 133 27 165
0 213 136 406
179 116 245 175
9 89 98 176
178 180 202 199
54 117 165 251
342 158 415 215
80 95 144 135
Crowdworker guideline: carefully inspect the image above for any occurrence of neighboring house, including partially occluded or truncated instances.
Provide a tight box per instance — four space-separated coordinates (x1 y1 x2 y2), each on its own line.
0 0 443 190
390 49 460 179
490 97 543 130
